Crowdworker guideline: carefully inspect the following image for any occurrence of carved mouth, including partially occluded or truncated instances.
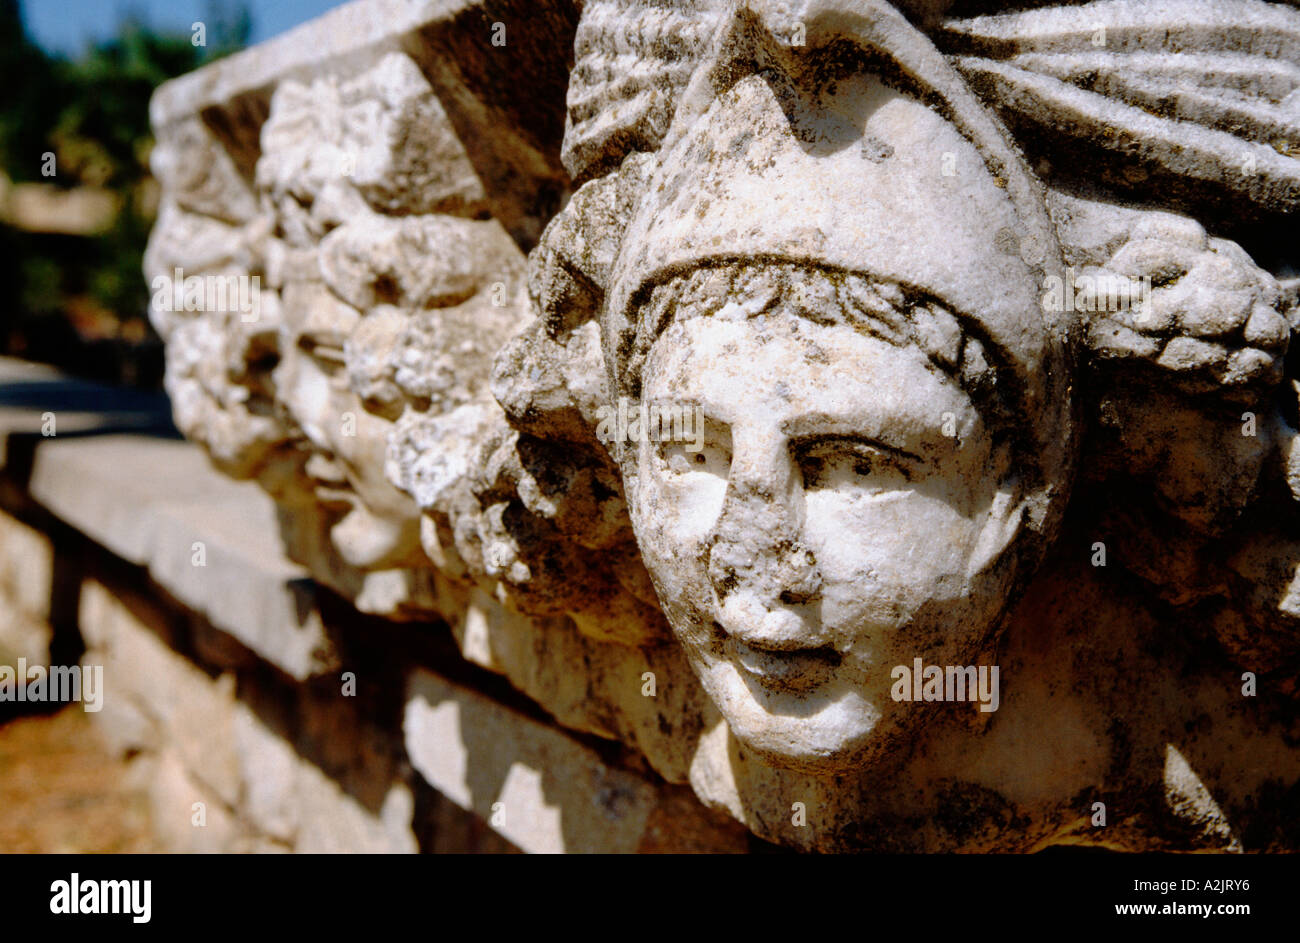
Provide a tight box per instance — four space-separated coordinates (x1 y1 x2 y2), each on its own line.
304 454 356 508
312 483 356 509
718 628 842 692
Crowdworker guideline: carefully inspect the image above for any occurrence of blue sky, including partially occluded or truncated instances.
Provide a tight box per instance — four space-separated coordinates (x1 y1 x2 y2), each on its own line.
22 0 348 55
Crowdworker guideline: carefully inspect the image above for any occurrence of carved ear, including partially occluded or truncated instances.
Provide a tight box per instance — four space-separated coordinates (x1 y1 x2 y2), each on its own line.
967 486 1025 581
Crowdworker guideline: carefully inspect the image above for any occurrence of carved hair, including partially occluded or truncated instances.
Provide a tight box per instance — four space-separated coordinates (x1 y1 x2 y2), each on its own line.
621 261 1018 457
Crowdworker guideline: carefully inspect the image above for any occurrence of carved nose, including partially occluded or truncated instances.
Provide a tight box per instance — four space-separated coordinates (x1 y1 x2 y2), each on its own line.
304 451 347 486
706 428 821 598
707 533 821 605
706 497 823 654
708 529 824 649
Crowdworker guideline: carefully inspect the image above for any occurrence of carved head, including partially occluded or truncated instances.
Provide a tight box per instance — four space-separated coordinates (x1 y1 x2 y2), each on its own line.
601 46 1076 772
273 282 423 571
257 49 520 594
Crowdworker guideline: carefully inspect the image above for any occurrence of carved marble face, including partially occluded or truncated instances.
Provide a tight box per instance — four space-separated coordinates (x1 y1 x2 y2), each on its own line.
600 55 1076 772
626 267 1020 773
274 285 422 571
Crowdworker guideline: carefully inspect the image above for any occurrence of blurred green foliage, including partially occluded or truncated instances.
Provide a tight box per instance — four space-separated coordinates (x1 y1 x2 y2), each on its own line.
0 0 250 386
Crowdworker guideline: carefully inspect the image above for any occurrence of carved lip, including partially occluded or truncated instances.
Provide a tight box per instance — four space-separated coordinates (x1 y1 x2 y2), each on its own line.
312 484 356 509
723 634 843 691
305 453 355 507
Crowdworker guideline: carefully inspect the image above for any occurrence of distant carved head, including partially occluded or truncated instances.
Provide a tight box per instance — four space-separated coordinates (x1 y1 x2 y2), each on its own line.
274 283 423 572
602 51 1076 772
254 55 523 610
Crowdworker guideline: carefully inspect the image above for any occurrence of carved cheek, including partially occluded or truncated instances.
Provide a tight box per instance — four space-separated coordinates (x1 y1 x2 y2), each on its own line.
344 414 412 515
332 396 374 459
636 440 727 543
280 352 332 447
629 460 713 612
806 489 983 622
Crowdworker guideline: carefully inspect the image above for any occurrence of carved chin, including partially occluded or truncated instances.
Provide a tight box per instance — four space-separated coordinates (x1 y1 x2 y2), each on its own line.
329 505 418 570
700 659 899 774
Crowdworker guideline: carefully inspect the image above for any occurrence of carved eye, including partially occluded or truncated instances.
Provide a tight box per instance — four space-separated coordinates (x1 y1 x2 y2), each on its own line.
299 332 347 375
795 436 914 492
657 416 731 479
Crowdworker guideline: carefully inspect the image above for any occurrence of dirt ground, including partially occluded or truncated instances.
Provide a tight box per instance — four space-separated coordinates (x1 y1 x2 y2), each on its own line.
0 706 159 853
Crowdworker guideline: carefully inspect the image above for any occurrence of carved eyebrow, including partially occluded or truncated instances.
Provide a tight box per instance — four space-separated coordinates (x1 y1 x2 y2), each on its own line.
298 329 349 351
646 394 707 412
785 429 927 466
646 394 730 426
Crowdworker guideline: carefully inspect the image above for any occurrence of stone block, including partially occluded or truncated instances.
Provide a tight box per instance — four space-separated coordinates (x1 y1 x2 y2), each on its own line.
0 509 53 622
32 437 338 680
405 668 747 853
79 579 241 807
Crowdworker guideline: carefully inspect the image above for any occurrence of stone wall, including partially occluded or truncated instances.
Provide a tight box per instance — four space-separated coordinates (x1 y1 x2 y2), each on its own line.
0 358 750 853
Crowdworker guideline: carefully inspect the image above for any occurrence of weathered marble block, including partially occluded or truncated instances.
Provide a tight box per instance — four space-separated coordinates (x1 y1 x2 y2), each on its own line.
148 0 1300 851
